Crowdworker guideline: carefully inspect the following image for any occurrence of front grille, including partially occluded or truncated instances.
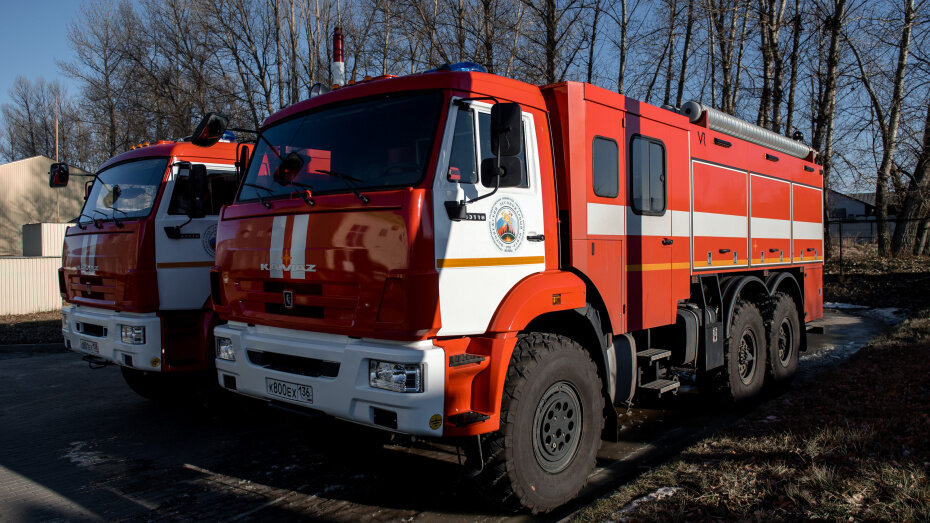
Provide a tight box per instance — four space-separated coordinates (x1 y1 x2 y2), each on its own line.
79 322 107 338
247 350 340 378
265 303 324 318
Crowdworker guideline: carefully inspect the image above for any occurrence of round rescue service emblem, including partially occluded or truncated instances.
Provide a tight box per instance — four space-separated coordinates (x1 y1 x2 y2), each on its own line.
488 197 524 253
202 224 217 258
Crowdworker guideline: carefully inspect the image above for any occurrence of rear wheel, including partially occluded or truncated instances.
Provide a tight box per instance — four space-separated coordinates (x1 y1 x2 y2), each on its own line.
721 300 767 401
766 293 800 384
468 333 604 514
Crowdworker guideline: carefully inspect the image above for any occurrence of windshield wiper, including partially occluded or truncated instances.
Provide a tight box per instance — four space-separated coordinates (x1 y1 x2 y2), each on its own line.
313 169 369 204
243 183 273 209
77 213 100 230
110 208 128 228
287 180 315 206
90 211 107 229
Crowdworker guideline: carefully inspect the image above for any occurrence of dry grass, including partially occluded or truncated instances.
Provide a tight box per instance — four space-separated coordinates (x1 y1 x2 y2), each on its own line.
574 312 930 522
824 244 930 310
0 310 63 345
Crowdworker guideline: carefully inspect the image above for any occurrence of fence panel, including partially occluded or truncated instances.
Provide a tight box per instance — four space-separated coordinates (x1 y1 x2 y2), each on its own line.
0 257 62 315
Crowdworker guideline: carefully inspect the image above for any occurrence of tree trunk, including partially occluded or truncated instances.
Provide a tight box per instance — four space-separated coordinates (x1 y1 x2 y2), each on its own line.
892 104 930 255
675 0 695 107
784 0 801 136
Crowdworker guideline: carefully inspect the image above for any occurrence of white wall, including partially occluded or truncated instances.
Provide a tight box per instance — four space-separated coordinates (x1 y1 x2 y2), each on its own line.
0 257 62 315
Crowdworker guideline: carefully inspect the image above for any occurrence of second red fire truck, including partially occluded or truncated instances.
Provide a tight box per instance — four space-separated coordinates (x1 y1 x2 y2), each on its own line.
51 138 246 399
197 64 822 512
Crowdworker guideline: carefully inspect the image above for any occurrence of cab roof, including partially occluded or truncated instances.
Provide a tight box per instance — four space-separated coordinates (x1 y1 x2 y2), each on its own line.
97 140 240 172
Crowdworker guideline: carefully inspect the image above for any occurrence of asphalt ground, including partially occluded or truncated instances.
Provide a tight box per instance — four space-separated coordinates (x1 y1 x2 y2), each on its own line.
0 308 893 522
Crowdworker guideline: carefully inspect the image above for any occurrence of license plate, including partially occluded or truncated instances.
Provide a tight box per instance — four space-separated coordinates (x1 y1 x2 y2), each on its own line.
265 377 313 405
80 340 99 354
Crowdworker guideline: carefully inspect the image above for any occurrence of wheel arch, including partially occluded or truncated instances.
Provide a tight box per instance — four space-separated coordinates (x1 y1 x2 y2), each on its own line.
721 275 770 337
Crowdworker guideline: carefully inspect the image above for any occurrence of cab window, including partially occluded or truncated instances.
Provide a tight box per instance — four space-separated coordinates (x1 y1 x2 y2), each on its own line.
630 135 666 215
168 170 239 215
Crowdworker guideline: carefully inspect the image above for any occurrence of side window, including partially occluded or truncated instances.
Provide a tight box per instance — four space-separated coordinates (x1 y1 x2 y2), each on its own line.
630 135 666 215
447 106 478 184
478 112 529 188
168 170 239 215
592 137 619 198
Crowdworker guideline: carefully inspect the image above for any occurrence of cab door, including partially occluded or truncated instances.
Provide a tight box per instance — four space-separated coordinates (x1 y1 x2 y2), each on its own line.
154 163 238 310
433 101 546 336
625 114 674 331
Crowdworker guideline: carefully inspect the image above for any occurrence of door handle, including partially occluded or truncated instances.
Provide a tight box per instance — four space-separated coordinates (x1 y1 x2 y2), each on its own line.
527 234 545 242
718 248 731 254
662 238 674 246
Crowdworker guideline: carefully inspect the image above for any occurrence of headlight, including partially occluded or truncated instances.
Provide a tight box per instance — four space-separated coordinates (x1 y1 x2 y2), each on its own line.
215 337 236 361
120 325 145 344
61 311 69 330
369 360 423 393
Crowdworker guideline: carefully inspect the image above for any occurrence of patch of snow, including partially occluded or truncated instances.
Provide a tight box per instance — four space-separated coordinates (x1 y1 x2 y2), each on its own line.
823 302 869 310
610 486 680 521
864 307 905 325
63 441 107 468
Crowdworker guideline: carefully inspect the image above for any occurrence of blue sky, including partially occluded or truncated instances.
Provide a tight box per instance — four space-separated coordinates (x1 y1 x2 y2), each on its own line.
0 0 85 108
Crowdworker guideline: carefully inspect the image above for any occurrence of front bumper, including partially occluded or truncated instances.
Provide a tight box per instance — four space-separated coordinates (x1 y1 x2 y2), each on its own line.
215 323 446 436
61 305 163 371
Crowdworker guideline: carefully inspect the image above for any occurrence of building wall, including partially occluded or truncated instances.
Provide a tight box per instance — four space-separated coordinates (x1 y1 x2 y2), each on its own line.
0 156 89 256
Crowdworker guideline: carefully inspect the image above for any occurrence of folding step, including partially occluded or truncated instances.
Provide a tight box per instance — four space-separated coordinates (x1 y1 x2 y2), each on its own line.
638 379 681 395
636 348 672 363
447 411 491 426
449 353 486 367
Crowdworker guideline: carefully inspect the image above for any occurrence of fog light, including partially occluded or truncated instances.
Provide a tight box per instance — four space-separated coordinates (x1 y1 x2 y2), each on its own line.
120 325 145 344
216 337 236 361
369 360 423 393
61 311 69 330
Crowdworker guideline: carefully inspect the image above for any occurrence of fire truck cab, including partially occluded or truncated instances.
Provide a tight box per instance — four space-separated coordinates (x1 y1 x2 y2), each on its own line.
53 138 244 399
205 66 822 512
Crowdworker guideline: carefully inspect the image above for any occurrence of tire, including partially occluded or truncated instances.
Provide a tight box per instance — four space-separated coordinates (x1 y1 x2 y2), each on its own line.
121 367 171 401
765 293 800 384
467 333 604 514
120 367 210 403
721 300 767 402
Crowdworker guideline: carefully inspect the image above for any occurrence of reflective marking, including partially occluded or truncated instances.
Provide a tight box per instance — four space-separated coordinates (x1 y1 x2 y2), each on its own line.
80 235 88 274
437 256 545 268
626 262 691 272
587 203 624 236
270 216 287 279
671 210 690 237
89 235 97 275
750 217 791 239
693 212 748 238
793 220 823 241
289 214 310 279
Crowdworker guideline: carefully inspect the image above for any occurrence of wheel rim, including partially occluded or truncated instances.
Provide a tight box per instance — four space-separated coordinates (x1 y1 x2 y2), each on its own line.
777 318 794 366
532 381 582 473
737 327 758 385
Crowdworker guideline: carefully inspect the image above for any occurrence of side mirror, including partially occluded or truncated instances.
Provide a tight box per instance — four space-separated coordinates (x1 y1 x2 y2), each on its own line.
273 151 304 185
480 156 523 188
191 112 229 147
189 164 208 218
49 163 70 187
490 103 523 157
236 144 252 181
84 180 93 201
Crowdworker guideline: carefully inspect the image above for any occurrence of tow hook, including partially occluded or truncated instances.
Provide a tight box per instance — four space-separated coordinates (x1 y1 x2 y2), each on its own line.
82 354 111 369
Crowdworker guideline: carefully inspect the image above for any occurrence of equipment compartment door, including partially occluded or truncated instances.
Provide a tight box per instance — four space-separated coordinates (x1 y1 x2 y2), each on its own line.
432 101 546 336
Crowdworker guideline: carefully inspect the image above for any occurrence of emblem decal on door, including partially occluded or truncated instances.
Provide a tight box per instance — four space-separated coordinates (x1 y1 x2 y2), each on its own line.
202 224 218 257
488 197 525 253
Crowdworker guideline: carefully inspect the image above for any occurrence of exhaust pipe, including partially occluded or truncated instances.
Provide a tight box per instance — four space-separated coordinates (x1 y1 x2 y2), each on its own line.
333 27 345 87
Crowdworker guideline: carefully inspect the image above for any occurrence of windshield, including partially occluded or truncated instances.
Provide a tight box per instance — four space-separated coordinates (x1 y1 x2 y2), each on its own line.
238 91 442 203
81 158 168 224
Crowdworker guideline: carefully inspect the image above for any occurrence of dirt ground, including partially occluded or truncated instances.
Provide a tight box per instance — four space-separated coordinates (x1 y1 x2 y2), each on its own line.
0 310 63 345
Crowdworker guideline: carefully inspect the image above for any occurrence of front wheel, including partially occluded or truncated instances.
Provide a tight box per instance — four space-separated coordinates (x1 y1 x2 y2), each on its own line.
468 333 604 514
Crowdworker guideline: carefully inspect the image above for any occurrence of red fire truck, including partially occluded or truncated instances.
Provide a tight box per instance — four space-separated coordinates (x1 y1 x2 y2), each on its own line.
51 138 247 400
201 64 822 512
